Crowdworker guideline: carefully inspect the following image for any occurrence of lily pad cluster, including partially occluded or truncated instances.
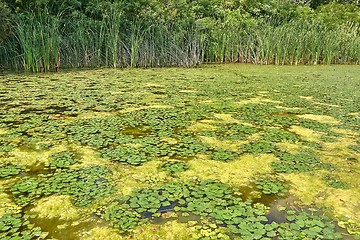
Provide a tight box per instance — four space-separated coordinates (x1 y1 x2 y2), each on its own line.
0 164 24 178
98 179 344 239
11 166 113 207
323 174 348 189
160 161 189 175
101 146 149 165
254 178 289 196
240 141 277 154
262 128 300 143
278 209 343 239
272 152 326 173
101 203 142 232
201 123 260 141
47 151 78 170
0 214 48 240
0 140 16 152
210 149 238 161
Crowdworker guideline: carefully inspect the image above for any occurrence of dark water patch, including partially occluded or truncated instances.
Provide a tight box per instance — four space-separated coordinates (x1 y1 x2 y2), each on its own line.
345 157 358 163
19 105 72 115
177 212 201 223
29 164 50 175
266 196 298 223
152 91 166 95
28 215 105 240
122 125 152 138
18 142 52 152
271 112 299 117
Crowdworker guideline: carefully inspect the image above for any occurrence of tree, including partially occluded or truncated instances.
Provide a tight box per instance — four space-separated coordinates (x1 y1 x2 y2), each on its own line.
0 1 11 43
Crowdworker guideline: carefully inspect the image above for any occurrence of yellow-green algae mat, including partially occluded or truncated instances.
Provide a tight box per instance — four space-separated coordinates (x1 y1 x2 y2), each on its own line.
0 64 359 239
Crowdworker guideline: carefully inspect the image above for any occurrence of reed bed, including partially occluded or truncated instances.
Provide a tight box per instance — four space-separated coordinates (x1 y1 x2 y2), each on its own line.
0 11 359 72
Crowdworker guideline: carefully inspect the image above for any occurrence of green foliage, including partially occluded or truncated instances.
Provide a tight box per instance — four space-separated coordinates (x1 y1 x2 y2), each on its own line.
14 10 60 72
0 164 24 178
99 179 345 239
11 166 113 207
101 146 150 166
211 123 260 141
316 2 360 27
160 161 189 175
210 150 238 161
48 151 78 170
254 178 289 196
279 209 343 239
0 214 48 239
101 203 142 232
0 140 16 152
323 174 348 189
262 128 300 143
1 0 360 70
272 152 324 173
348 145 360 153
0 1 11 43
240 141 277 154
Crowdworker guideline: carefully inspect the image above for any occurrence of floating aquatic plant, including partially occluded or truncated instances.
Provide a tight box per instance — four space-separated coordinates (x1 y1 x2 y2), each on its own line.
160 161 189 175
0 214 48 239
0 164 24 178
47 151 78 170
254 178 289 196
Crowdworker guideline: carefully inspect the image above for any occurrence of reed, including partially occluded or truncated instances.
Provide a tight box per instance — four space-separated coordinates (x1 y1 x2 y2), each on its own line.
1 11 359 72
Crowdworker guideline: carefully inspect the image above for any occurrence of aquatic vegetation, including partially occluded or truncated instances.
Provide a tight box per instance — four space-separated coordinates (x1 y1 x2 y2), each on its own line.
323 174 348 189
0 140 16 152
272 152 326 173
240 141 277 154
11 166 113 207
278 209 343 239
0 164 24 178
98 179 344 239
0 65 359 239
254 178 289 196
262 128 300 143
0 214 48 239
348 145 360 153
160 161 189 175
47 151 78 170
101 146 150 166
100 203 142 232
210 149 238 161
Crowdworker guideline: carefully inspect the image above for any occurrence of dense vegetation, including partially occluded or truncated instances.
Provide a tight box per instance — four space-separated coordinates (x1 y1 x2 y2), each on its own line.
1 65 359 239
0 0 360 72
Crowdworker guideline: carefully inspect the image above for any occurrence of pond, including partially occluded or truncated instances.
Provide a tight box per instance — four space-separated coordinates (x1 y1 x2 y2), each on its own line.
0 64 359 239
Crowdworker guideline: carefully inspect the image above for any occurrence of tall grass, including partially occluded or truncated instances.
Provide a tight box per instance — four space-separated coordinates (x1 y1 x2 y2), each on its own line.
13 11 60 72
0 11 359 72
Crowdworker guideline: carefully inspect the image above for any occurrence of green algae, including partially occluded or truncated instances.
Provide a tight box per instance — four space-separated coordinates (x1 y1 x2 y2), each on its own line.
0 64 359 239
